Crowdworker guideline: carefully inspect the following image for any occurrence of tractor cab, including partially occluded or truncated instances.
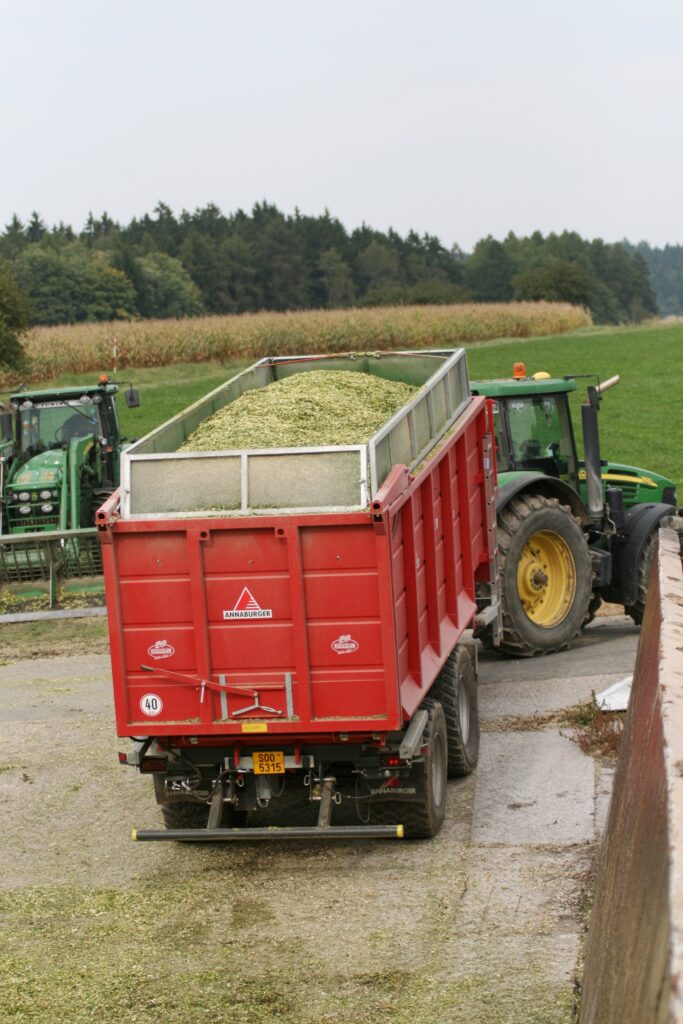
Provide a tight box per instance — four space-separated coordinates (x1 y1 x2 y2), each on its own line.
474 373 580 490
1 377 139 533
471 365 676 511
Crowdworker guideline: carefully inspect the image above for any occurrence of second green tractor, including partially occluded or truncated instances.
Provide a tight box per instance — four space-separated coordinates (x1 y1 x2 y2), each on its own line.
471 364 676 657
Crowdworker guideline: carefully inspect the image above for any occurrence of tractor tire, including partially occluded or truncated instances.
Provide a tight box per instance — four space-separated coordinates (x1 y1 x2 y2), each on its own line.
625 530 656 626
430 645 479 777
368 699 448 839
492 494 592 657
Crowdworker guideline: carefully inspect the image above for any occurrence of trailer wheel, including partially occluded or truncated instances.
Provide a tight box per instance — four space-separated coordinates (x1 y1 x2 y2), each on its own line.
493 494 592 657
160 800 210 830
430 645 479 777
406 699 448 838
625 530 656 626
160 801 248 830
369 699 448 839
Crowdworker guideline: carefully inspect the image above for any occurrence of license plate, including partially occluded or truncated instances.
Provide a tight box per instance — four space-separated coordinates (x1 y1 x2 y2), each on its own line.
253 751 285 775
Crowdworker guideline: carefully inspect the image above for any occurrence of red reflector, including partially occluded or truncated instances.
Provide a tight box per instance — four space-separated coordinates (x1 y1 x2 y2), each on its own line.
384 776 402 788
380 753 406 767
140 757 167 773
118 752 128 764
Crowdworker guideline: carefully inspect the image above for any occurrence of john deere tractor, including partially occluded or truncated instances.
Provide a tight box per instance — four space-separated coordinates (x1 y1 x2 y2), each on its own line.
471 363 677 657
0 376 139 596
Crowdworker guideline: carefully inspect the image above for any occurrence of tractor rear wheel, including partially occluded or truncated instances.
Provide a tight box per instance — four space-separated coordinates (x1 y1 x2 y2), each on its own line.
493 494 592 657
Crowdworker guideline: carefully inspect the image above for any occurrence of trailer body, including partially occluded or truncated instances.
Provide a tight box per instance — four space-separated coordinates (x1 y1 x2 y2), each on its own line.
99 350 498 839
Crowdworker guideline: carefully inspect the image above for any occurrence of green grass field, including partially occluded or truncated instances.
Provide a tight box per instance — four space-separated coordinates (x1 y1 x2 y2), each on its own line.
41 319 682 498
465 320 682 495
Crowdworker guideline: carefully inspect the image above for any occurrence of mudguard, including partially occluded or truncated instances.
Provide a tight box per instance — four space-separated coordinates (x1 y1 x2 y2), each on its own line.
603 502 675 606
496 473 588 522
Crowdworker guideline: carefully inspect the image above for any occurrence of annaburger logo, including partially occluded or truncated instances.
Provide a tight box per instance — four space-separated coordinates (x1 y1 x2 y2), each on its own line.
331 634 360 654
224 587 273 620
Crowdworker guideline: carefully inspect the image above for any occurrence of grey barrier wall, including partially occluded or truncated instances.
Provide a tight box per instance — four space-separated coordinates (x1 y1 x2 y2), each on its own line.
579 526 683 1024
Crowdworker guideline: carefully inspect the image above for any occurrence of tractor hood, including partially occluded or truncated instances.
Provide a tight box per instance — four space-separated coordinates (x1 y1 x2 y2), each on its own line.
579 461 677 508
11 449 65 490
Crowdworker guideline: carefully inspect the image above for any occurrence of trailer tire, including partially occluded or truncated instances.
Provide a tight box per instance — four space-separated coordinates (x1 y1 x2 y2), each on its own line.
430 645 479 777
493 494 592 657
160 800 210 830
368 699 448 839
626 530 656 626
404 699 448 839
160 801 248 830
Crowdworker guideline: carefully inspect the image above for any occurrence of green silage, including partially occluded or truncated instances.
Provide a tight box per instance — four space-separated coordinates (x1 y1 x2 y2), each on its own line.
179 370 417 451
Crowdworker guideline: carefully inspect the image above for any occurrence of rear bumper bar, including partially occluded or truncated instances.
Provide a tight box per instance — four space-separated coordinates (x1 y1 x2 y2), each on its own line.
132 824 404 842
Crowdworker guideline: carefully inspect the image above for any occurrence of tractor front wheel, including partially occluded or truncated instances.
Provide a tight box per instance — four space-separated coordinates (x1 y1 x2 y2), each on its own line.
625 530 656 626
494 494 592 657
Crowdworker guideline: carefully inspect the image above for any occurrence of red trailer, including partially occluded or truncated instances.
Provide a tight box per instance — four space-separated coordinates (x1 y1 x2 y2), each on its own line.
98 350 499 840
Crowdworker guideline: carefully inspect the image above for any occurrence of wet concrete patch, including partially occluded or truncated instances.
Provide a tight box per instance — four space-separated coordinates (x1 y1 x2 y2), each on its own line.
472 730 595 846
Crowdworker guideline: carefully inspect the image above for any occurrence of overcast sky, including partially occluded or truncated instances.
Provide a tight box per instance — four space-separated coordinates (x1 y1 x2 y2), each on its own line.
1 0 681 250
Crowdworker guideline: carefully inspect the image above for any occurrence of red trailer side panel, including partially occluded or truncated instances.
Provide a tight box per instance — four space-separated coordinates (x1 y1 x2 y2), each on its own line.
100 397 495 741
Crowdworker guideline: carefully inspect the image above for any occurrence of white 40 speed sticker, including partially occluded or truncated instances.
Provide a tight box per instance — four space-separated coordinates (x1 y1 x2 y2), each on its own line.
139 693 164 717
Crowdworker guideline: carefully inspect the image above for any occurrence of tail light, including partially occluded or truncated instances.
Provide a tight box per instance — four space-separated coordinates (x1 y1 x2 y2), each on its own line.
380 753 407 768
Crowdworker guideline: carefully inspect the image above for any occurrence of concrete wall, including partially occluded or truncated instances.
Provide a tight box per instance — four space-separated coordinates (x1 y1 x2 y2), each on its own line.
580 527 683 1024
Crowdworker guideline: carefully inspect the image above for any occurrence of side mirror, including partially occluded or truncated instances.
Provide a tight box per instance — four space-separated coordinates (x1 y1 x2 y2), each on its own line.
125 387 140 409
1 411 13 442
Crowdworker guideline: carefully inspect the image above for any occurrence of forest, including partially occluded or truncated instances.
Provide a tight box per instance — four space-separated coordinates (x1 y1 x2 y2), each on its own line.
0 201 676 329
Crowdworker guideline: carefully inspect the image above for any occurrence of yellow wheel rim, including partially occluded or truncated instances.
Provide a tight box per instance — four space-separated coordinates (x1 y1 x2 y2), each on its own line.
516 530 577 627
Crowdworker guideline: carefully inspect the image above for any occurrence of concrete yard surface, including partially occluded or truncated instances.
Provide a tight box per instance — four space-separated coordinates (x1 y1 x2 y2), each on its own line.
0 616 639 1024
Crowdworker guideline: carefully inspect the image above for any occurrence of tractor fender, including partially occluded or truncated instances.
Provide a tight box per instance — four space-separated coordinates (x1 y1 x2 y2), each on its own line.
604 502 675 606
496 473 588 522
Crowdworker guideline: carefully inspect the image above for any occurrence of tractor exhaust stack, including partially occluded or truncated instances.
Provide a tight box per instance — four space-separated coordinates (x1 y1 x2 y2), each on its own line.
582 386 604 523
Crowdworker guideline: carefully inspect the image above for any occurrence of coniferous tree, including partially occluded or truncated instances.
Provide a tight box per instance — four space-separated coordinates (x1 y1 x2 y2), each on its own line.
0 261 29 369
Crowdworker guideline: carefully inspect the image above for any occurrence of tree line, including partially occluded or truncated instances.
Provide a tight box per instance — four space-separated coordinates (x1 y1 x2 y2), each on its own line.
625 241 683 318
0 202 671 350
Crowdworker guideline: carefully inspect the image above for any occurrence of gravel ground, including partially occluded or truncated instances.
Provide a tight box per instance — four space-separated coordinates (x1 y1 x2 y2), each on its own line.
0 618 638 1023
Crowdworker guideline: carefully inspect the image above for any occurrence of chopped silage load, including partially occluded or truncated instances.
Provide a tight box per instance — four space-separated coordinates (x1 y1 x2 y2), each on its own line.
179 370 418 451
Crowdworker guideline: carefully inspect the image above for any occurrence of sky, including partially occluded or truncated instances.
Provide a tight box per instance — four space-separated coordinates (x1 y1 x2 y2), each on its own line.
1 0 682 251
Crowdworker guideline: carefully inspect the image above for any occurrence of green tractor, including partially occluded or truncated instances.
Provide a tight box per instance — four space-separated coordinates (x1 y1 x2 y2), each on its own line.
0 376 139 596
471 363 677 656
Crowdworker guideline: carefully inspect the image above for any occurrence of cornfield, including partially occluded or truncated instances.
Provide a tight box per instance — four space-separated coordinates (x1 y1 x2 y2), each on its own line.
2 302 591 386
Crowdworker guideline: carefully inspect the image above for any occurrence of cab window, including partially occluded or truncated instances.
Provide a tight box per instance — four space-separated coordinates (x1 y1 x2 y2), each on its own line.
505 395 577 483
